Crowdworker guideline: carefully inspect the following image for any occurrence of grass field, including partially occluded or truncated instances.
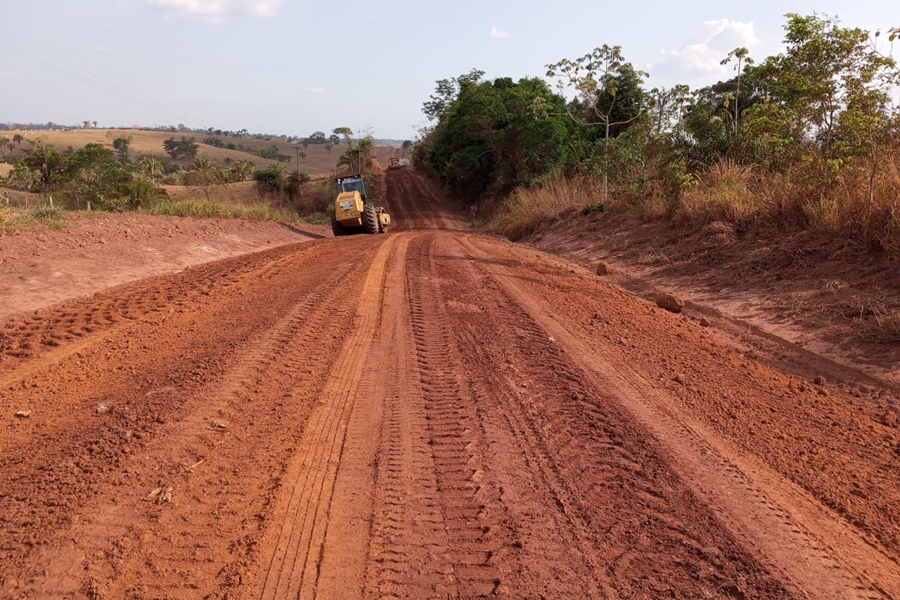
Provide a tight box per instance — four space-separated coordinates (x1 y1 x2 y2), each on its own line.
4 129 399 175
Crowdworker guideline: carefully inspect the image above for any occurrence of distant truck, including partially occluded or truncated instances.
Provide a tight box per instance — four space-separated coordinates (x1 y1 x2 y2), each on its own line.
331 175 391 236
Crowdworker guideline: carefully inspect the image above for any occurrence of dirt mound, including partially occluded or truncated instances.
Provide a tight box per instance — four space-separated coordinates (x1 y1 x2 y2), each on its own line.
0 212 328 323
527 210 900 387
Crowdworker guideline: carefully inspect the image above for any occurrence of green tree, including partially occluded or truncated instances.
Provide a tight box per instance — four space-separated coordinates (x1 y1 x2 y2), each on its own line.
420 74 574 201
12 134 23 146
137 156 164 182
546 45 648 200
333 127 354 148
233 159 255 182
112 136 131 161
63 143 125 208
162 136 199 161
22 140 66 193
756 14 895 159
188 157 223 201
720 48 754 133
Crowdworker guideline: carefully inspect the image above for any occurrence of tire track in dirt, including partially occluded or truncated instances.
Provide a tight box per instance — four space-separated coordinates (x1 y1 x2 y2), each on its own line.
420 233 787 598
0 238 379 598
386 170 435 230
356 232 511 599
75 245 370 599
253 234 397 600
457 233 900 598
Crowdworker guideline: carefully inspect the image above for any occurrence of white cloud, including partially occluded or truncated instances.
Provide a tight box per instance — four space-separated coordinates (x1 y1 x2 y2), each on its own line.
662 19 760 73
490 27 509 39
149 0 287 22
305 86 325 94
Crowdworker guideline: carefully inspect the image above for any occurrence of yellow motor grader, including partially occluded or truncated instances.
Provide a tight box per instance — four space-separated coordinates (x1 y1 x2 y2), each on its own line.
331 175 390 236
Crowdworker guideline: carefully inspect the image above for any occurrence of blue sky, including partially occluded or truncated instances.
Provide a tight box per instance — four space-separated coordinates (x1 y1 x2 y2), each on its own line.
1 0 898 139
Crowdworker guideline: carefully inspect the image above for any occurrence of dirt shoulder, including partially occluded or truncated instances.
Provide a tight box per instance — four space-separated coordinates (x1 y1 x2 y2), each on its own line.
524 209 900 389
0 212 329 323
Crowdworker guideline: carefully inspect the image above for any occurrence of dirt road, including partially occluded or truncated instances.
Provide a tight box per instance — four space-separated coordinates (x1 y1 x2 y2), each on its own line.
2 169 899 599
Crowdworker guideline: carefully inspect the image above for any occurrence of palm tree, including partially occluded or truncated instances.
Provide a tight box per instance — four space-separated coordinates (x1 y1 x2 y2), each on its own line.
189 157 223 200
720 47 754 133
234 159 255 182
138 156 164 182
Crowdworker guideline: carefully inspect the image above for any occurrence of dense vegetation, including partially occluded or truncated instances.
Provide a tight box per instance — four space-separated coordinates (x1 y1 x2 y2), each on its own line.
417 14 900 256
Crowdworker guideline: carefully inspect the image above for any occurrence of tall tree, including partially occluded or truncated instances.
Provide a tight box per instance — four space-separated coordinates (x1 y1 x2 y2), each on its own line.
546 45 648 200
332 127 354 148
720 47 754 133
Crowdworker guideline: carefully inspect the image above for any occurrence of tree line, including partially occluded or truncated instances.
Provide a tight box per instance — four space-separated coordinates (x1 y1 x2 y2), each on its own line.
416 14 900 250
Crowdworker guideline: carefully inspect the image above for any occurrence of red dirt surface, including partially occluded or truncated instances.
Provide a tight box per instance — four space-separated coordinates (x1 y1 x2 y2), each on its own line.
1 169 899 599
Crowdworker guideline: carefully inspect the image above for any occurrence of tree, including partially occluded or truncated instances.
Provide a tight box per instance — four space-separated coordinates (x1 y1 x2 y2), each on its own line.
420 73 574 201
308 131 326 144
325 143 333 154
546 45 648 200
422 69 485 122
233 159 255 182
22 140 66 193
64 143 125 208
83 120 92 130
333 127 354 148
254 162 290 195
13 134 23 146
162 136 199 161
112 136 131 161
188 157 223 201
137 156 164 182
720 48 754 133
328 133 341 146
92 121 98 129
756 14 895 157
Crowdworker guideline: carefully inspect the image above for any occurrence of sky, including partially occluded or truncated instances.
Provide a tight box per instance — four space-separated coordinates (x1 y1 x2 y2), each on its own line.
1 0 899 140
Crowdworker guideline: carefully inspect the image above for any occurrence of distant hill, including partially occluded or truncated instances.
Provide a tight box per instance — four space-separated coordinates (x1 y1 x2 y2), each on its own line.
2 128 400 174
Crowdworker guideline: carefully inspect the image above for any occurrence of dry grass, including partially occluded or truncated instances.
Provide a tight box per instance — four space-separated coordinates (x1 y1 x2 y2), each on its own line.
675 161 763 225
490 177 602 240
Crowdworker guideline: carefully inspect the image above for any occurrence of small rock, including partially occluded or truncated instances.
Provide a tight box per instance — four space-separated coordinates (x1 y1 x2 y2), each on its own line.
814 376 827 386
595 261 613 276
211 420 227 429
96 403 110 415
655 292 685 314
882 411 898 428
674 373 686 385
698 317 710 327
15 410 31 419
